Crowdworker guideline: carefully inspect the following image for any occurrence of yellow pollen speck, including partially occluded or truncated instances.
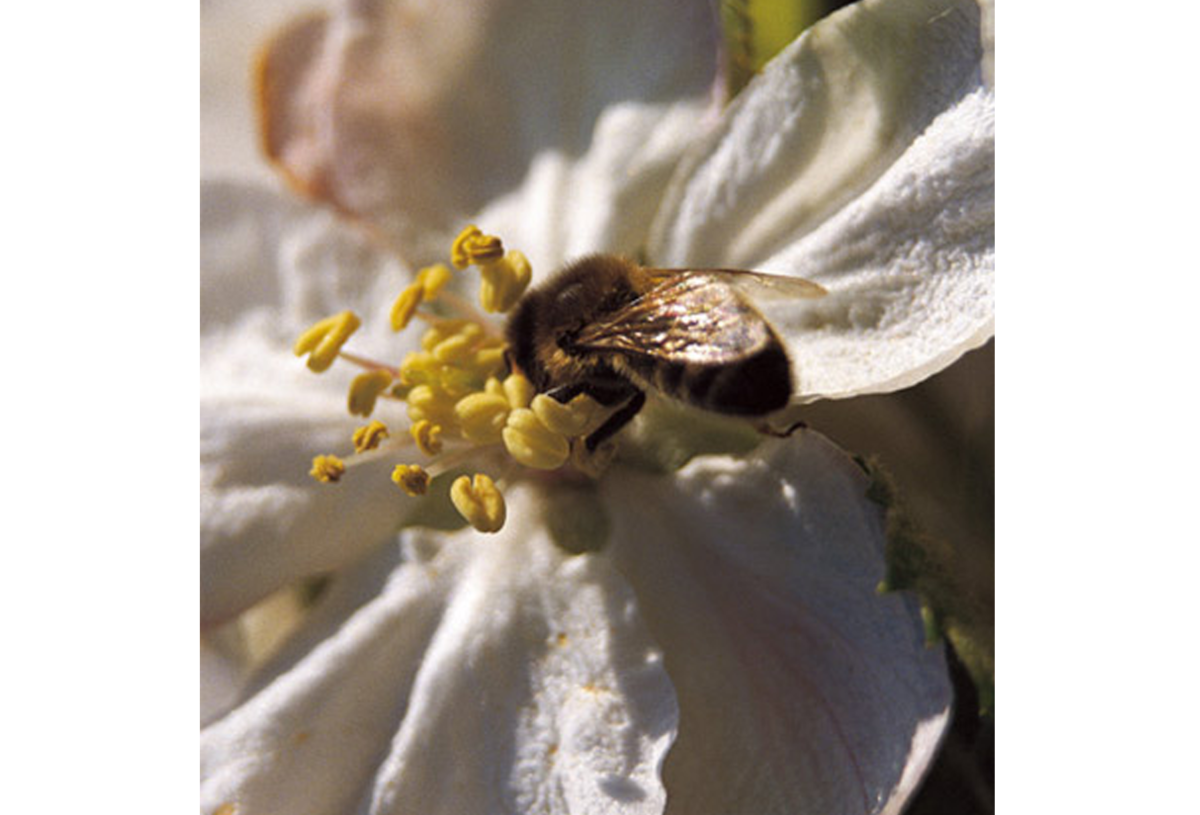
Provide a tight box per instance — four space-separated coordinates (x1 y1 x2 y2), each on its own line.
390 283 423 332
213 804 237 815
352 420 390 453
450 473 506 533
473 345 507 372
392 464 431 496
531 393 605 438
294 311 361 373
477 250 532 314
417 263 453 299
348 370 395 417
451 225 505 268
455 392 511 444
503 408 570 470
432 323 483 364
503 372 537 409
399 350 439 386
310 454 346 483
483 376 506 398
406 383 459 429
393 264 457 332
410 419 444 456
420 319 471 353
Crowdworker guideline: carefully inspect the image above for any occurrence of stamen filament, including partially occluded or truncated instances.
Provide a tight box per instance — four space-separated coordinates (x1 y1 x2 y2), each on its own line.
336 351 401 377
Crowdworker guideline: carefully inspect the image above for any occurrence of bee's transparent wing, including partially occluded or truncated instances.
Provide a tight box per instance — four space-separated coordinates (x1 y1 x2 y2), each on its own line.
659 268 827 301
573 272 783 365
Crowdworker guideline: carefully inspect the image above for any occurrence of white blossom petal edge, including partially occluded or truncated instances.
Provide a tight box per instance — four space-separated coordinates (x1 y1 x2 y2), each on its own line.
201 181 423 624
649 0 994 400
604 434 950 815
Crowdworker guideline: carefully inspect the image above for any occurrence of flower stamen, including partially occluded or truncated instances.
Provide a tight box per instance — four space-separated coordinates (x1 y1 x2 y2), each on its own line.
352 420 390 453
410 419 444 456
531 393 606 438
391 263 457 331
391 464 431 497
503 408 571 470
309 454 347 483
451 225 505 268
449 473 506 533
294 311 361 373
348 370 395 417
478 250 532 313
295 227 613 532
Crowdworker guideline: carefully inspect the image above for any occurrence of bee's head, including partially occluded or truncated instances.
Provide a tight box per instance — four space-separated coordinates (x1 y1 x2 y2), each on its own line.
503 284 550 390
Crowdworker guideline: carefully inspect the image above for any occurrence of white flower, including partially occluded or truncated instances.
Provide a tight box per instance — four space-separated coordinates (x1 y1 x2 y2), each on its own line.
200 0 993 812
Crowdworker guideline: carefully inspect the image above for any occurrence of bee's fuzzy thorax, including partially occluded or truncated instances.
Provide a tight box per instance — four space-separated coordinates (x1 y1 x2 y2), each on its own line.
504 254 646 391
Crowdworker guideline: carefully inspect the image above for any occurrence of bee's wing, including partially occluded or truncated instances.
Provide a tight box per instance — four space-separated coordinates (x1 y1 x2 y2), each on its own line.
573 271 786 364
670 268 828 301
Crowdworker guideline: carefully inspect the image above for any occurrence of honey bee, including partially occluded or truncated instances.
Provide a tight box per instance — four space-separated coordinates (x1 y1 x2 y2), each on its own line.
505 254 827 451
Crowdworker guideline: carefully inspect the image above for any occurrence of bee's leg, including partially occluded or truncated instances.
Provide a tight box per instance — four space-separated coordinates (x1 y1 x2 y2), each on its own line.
544 380 631 407
584 389 645 451
543 382 590 404
542 378 644 450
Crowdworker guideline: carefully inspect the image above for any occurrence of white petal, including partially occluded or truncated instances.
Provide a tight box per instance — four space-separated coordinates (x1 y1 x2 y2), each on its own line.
201 538 462 815
602 433 951 815
367 493 675 815
650 0 993 399
202 487 677 815
201 180 419 622
257 0 722 270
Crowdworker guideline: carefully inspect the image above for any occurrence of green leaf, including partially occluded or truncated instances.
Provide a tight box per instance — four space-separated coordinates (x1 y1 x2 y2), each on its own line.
720 0 853 96
864 456 995 716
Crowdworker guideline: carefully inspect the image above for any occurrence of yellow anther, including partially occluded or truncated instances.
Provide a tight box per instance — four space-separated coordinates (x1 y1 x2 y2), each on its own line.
478 250 533 313
451 225 482 268
391 464 431 497
352 420 390 453
437 367 483 398
450 473 506 533
431 322 483 364
309 454 346 483
390 283 423 332
484 376 506 398
454 392 511 444
470 235 506 263
420 319 473 352
531 393 606 438
294 311 361 373
406 384 459 429
451 225 505 268
502 408 570 470
503 372 537 409
392 265 456 332
348 370 395 417
410 420 444 456
473 345 508 373
399 350 440 386
417 263 453 299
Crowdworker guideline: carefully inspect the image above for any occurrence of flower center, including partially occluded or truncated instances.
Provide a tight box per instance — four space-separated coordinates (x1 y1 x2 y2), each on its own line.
294 226 614 533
